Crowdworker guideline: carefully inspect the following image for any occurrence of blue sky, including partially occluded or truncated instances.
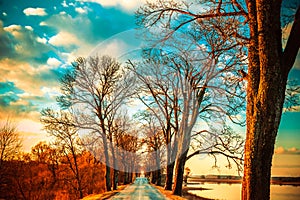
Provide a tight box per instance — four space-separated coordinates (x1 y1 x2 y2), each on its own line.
0 0 299 156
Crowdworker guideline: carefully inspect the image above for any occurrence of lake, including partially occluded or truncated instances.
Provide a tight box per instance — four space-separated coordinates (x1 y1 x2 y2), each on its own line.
188 183 300 200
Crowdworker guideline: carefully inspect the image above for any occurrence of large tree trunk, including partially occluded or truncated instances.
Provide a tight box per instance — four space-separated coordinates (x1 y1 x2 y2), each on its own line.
164 162 175 190
242 1 300 199
165 136 178 190
110 137 118 190
172 149 188 196
103 136 112 191
155 149 162 186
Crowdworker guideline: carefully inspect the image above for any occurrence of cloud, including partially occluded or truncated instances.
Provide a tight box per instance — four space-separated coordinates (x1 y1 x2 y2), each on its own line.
25 26 33 31
76 0 161 12
39 21 47 26
0 81 24 95
23 7 47 16
36 36 47 44
1 23 52 64
48 31 80 47
43 4 135 48
47 57 62 67
275 146 300 154
75 7 87 14
0 58 68 104
77 0 145 11
0 81 24 107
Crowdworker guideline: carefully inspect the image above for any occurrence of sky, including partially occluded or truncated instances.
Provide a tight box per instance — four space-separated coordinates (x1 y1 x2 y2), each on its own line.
0 0 300 176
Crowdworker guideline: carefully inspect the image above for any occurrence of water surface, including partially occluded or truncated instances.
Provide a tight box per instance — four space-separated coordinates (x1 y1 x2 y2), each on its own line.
188 183 300 200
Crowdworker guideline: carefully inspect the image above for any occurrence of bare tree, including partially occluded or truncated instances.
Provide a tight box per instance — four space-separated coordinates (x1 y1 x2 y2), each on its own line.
0 118 22 168
129 41 245 195
137 110 165 186
41 109 84 199
137 0 300 198
114 116 140 184
57 55 135 191
128 51 181 190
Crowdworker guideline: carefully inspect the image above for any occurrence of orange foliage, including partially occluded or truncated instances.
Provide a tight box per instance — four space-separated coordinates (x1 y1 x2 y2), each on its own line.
0 144 106 200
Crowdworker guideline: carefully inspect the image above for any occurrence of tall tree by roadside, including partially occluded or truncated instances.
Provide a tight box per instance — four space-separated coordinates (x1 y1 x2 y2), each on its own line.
137 0 300 198
242 1 299 199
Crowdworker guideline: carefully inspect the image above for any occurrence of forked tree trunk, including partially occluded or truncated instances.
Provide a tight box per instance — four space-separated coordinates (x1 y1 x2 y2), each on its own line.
242 1 300 199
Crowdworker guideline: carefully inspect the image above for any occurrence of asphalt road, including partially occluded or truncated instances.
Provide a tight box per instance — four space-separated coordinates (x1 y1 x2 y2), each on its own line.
110 177 168 200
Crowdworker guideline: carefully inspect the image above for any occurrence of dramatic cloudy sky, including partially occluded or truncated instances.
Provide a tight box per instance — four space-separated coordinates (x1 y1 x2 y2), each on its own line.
0 0 145 148
0 0 299 175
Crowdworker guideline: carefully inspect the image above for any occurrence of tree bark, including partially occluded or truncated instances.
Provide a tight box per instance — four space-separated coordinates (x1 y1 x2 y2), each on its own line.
164 162 175 190
165 135 178 190
242 1 300 199
103 136 111 191
110 136 118 190
172 149 188 196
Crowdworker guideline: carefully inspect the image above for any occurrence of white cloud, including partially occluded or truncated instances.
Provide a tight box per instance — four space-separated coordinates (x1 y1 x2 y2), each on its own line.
25 26 33 31
77 0 147 11
60 52 77 63
4 24 22 32
3 12 7 16
39 21 47 26
48 31 80 47
62 0 68 7
3 25 24 39
47 57 62 67
75 7 87 14
3 24 22 37
41 86 61 97
23 7 47 16
36 36 47 44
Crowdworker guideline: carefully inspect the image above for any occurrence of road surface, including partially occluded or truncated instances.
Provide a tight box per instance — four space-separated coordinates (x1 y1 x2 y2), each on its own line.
110 177 168 200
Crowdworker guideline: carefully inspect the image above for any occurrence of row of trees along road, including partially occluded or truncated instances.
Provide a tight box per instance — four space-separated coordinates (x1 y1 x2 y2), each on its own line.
128 38 246 194
136 0 300 199
40 50 246 197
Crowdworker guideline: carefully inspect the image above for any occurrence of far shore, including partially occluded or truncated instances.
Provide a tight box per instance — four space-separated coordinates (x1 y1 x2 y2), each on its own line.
187 176 300 186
